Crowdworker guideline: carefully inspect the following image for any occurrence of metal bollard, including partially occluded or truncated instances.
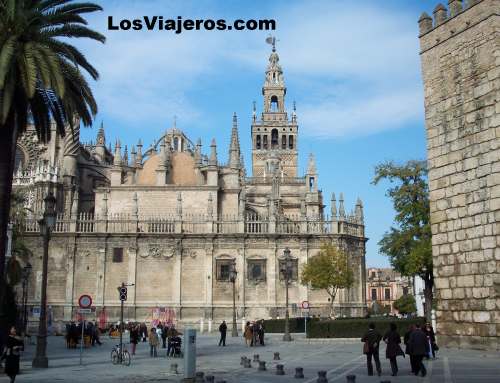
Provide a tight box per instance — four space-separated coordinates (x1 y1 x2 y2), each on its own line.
183 328 197 381
170 363 178 374
240 356 247 366
253 354 260 362
258 361 267 371
274 352 280 360
244 359 252 368
317 370 328 383
346 375 356 383
295 367 304 378
276 364 285 375
194 371 204 383
205 376 215 383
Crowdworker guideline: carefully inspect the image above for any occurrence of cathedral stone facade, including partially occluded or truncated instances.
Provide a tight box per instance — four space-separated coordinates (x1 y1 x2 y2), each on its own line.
14 47 367 326
419 0 499 350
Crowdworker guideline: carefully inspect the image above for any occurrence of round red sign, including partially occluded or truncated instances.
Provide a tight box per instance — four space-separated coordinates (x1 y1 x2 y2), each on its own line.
301 300 310 309
78 294 92 309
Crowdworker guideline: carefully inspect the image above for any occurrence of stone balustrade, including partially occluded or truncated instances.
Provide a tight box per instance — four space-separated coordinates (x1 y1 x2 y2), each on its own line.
19 212 364 236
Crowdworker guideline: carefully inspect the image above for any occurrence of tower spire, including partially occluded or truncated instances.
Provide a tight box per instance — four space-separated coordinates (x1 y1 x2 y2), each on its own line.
229 112 241 168
96 121 105 146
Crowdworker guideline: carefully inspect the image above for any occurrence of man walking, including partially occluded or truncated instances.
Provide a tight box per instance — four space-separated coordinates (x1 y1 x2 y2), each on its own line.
409 324 430 377
218 320 227 346
361 322 382 376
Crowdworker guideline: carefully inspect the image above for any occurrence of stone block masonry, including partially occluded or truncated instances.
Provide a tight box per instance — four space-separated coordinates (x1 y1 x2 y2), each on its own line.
419 0 500 350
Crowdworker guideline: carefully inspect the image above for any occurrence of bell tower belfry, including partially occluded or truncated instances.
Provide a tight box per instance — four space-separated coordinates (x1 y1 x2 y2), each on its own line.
251 40 298 177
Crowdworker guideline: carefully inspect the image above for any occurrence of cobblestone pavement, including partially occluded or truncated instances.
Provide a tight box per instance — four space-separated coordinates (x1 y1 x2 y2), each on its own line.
1 333 499 382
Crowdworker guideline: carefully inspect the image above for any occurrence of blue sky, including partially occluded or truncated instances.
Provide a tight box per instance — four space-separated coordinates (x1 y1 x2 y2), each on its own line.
77 0 438 268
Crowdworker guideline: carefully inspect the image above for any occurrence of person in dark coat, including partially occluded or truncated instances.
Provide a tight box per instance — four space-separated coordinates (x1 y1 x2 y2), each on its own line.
161 323 168 348
218 320 227 346
258 320 265 346
408 324 430 377
383 322 403 376
404 324 416 373
129 325 139 355
424 323 437 359
361 322 382 376
1 327 24 383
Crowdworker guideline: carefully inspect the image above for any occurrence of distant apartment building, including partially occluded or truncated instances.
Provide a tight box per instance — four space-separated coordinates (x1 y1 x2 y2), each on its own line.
366 268 412 315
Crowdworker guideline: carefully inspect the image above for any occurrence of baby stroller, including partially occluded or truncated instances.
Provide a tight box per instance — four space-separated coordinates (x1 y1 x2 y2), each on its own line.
170 336 182 358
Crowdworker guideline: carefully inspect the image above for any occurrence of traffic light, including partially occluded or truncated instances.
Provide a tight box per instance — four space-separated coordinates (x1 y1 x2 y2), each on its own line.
118 286 127 301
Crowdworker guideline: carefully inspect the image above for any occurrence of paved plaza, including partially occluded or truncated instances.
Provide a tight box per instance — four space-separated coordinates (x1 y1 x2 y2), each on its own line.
1 333 499 383
0 334 500 383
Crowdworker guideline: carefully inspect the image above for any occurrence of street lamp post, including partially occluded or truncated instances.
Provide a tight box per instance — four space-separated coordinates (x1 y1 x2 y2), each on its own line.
229 260 238 337
22 263 32 336
32 192 56 369
282 247 292 342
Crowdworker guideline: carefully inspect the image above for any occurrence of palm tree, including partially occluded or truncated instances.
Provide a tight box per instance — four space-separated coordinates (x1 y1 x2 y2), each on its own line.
0 0 105 286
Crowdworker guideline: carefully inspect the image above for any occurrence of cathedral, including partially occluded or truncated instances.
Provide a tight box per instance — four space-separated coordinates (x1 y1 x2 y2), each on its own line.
13 45 367 326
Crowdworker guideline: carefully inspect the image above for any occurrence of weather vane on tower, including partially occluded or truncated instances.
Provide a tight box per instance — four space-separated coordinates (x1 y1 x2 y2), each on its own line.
265 35 278 52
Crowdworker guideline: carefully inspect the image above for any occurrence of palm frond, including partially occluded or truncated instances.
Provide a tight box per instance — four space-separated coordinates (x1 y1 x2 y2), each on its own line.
44 24 105 43
0 36 16 89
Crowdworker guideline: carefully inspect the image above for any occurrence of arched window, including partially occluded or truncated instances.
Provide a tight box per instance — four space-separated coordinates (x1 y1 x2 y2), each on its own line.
288 135 294 149
14 146 26 174
281 135 287 149
256 135 261 149
271 129 278 149
263 135 268 150
270 95 279 112
173 137 179 151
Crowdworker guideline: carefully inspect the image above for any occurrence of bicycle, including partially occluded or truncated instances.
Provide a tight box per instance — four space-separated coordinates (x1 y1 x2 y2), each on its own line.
110 344 131 366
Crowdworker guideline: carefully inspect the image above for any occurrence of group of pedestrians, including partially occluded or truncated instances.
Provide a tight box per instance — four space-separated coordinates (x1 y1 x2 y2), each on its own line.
217 319 266 347
361 321 438 377
65 321 101 348
128 322 181 357
243 320 265 347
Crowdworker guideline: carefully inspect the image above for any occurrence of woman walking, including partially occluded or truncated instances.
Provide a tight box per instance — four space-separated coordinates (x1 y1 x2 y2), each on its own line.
244 321 252 347
149 328 159 357
383 323 404 376
1 327 24 383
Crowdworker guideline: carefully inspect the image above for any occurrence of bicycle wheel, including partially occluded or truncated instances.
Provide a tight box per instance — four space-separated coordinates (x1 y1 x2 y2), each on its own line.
111 349 119 365
122 350 131 366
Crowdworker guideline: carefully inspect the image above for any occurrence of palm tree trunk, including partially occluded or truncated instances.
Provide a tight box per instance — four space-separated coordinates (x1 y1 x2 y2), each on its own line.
0 111 18 287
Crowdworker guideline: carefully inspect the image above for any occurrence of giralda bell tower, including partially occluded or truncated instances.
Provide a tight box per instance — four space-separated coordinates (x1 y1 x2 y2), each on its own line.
251 39 298 178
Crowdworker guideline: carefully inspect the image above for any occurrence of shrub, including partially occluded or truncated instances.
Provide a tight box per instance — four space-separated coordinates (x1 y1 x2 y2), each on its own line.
307 317 425 338
263 317 319 333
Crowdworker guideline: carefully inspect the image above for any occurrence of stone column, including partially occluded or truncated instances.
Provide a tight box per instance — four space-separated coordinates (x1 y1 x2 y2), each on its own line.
173 239 182 316
298 240 309 303
205 241 214 319
238 244 246 317
95 247 106 307
269 241 277 309
127 243 138 307
63 239 77 321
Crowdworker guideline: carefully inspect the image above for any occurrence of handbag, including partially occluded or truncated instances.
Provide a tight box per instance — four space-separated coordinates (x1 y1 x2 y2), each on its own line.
363 341 369 354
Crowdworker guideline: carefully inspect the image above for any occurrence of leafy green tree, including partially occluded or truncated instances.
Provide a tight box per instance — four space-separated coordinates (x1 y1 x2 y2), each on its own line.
0 0 105 325
301 243 354 318
393 294 417 316
372 160 433 321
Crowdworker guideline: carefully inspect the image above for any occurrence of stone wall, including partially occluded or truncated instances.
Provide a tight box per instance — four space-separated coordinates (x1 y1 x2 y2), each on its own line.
22 232 366 328
419 0 500 350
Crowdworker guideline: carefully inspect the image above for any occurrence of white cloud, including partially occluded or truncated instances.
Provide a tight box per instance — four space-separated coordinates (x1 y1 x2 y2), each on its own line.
77 0 424 139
